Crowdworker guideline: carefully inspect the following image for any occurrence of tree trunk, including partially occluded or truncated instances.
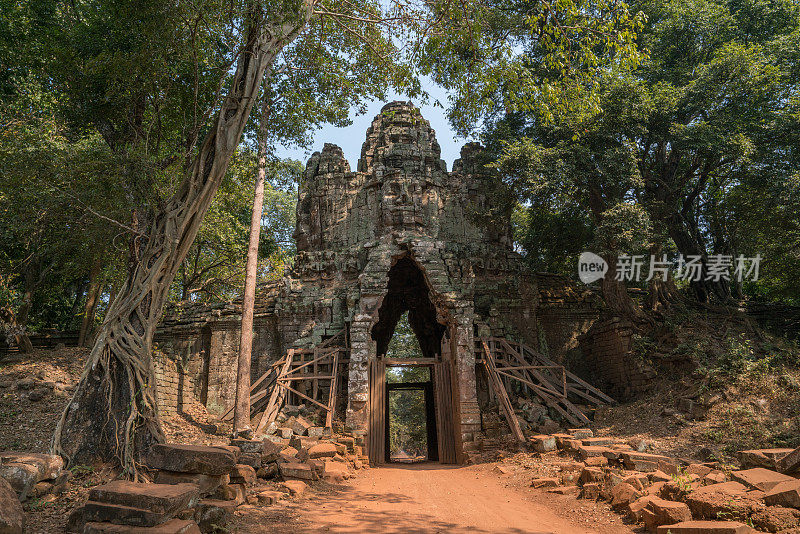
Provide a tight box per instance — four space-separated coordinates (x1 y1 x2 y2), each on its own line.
14 261 37 353
78 258 103 347
233 94 270 437
645 244 683 312
600 255 651 326
51 7 312 476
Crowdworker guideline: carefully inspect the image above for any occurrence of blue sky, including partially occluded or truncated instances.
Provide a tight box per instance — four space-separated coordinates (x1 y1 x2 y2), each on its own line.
274 83 472 171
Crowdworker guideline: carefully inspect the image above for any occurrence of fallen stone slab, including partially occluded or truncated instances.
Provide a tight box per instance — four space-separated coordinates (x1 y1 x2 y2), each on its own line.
336 437 356 453
256 490 283 505
731 468 797 491
579 467 604 485
584 456 608 467
289 416 312 436
749 505 800 533
0 477 24 534
764 480 800 508
621 452 671 473
655 520 754 534
153 471 228 498
307 443 338 459
147 444 236 476
0 461 39 500
83 519 202 534
582 437 616 447
581 482 602 500
0 452 64 481
195 500 235 533
228 465 256 486
578 445 611 459
685 482 760 520
610 482 641 509
279 462 317 481
234 451 260 470
307 427 325 438
530 435 557 453
624 473 649 491
281 480 307 497
229 439 262 454
738 449 794 470
642 497 692 531
569 429 593 439
89 481 199 515
602 449 625 461
627 495 658 522
321 460 349 481
777 446 800 475
278 446 299 463
531 477 560 489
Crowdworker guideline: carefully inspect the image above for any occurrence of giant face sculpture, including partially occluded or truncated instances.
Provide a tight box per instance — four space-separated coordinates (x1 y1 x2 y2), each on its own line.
379 170 441 234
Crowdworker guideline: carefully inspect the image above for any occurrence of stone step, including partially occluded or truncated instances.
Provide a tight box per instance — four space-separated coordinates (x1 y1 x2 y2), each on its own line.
89 482 199 515
82 502 166 528
147 444 237 475
153 471 228 497
83 519 202 534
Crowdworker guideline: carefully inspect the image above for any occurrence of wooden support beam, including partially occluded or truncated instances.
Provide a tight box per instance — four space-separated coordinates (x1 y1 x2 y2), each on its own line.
481 341 525 442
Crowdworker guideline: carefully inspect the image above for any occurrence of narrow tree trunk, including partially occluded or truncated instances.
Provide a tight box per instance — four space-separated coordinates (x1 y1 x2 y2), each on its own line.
51 7 311 476
233 95 270 437
78 258 103 347
14 261 37 353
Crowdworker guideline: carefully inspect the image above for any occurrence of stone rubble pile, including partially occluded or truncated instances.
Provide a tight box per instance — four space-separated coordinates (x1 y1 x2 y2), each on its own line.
0 451 70 533
62 425 366 533
525 431 800 534
513 397 569 435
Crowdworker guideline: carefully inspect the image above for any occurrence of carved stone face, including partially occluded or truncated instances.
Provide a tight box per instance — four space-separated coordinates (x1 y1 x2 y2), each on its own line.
380 171 440 234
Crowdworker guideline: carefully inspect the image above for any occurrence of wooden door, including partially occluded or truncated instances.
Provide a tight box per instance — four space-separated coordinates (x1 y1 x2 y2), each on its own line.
434 360 458 464
368 359 386 466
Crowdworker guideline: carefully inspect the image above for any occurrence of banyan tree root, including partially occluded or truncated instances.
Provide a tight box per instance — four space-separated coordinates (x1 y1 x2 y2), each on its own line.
51 5 312 478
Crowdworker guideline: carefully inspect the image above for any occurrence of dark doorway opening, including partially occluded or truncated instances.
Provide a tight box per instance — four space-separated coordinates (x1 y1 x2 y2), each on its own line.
386 367 439 463
371 256 446 360
367 255 458 465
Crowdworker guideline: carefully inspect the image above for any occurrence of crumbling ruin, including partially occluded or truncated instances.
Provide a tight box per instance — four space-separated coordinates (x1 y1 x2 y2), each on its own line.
154 101 609 464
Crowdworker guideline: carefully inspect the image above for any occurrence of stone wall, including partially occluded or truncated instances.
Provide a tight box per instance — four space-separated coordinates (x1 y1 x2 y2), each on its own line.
577 316 656 400
154 295 282 417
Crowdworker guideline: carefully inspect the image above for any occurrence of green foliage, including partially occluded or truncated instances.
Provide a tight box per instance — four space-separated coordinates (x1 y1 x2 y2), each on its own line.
388 389 428 458
386 313 430 458
385 312 424 362
421 0 645 135
171 153 300 303
498 0 800 304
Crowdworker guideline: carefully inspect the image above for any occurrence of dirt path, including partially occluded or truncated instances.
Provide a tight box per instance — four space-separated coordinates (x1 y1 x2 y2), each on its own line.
235 463 637 533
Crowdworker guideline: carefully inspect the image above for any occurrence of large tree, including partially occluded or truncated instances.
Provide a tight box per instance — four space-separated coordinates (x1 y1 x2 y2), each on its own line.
52 0 317 474
487 0 800 308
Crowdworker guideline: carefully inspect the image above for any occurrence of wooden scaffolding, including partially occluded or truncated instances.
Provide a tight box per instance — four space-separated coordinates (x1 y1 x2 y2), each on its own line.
477 337 615 440
220 331 346 434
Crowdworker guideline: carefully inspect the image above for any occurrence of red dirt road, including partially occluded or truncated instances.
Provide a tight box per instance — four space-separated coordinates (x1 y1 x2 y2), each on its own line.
236 463 637 533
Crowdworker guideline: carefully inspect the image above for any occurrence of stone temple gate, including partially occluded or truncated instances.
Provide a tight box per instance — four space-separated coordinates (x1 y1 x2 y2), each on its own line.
155 101 613 463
